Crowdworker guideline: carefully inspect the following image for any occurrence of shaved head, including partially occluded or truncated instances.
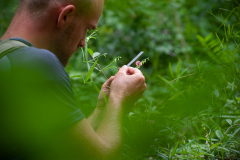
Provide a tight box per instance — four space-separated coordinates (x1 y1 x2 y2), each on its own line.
4 0 104 66
18 0 93 18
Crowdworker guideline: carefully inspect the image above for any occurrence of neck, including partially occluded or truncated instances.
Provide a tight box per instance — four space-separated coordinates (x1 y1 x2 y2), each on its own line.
0 11 55 51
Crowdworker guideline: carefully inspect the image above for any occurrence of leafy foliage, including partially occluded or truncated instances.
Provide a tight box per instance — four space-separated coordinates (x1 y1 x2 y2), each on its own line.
0 0 240 159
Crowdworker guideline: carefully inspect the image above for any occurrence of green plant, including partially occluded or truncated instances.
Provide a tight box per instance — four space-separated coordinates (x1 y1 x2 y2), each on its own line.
121 2 240 160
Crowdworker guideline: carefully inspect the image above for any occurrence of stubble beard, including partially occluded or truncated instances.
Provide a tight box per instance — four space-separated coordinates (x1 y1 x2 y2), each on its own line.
55 24 77 67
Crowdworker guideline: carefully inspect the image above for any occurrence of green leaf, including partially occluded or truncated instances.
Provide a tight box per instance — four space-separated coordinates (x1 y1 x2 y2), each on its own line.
226 119 232 125
93 52 101 59
208 39 219 48
196 35 206 46
87 48 93 56
199 137 210 142
227 82 237 90
85 42 90 72
70 75 83 79
227 24 231 36
229 148 240 154
85 42 88 62
210 143 221 150
169 90 185 100
158 75 173 88
176 58 182 77
215 33 221 44
218 147 229 152
91 82 100 93
233 47 239 56
157 153 168 160
178 68 188 78
101 91 108 105
234 119 240 124
128 112 135 117
215 130 223 140
213 89 219 98
85 59 98 83
178 139 197 151
205 34 212 42
202 122 211 130
169 62 174 78
171 142 179 157
232 126 240 136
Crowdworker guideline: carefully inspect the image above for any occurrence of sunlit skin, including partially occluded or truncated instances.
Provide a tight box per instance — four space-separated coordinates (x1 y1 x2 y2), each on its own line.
54 0 104 66
0 0 103 67
0 0 147 159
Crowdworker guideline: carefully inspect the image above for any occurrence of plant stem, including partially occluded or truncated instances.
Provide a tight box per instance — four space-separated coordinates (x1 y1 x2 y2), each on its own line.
90 54 108 80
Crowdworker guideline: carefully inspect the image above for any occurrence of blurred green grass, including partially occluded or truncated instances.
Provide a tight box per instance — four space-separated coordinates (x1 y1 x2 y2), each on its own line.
1 0 240 159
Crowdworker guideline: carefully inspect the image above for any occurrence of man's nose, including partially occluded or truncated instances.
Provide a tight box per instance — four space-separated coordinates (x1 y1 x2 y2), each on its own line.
78 39 86 48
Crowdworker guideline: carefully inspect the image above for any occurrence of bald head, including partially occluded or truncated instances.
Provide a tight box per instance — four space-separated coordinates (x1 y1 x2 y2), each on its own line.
18 0 93 18
1 0 104 67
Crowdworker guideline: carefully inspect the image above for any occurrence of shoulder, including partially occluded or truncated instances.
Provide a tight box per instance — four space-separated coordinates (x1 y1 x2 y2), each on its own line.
8 46 68 80
11 46 62 68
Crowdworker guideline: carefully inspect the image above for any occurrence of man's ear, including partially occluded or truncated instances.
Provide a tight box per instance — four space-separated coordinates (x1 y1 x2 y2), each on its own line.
57 5 76 28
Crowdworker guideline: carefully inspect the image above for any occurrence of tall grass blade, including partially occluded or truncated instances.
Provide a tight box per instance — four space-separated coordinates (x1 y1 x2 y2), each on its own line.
171 142 180 157
85 59 98 83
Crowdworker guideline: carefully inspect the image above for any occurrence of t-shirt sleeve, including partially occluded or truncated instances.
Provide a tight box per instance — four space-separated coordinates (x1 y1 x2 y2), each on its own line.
1 47 85 137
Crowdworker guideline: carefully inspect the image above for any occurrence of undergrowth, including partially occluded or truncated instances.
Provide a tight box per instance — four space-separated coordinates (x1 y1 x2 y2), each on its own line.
121 4 240 160
66 2 240 160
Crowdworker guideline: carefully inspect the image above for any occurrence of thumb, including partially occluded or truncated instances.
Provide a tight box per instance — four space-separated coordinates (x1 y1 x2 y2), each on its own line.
102 76 115 89
118 65 128 74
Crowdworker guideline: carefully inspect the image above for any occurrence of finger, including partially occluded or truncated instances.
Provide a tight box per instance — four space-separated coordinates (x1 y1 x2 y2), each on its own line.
117 65 128 75
127 67 143 75
144 83 147 90
102 76 115 89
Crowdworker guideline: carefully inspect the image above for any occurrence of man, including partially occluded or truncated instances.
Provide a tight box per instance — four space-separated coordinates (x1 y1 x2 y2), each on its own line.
0 0 147 159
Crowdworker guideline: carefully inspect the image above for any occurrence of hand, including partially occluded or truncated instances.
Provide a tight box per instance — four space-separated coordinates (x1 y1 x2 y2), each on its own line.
108 65 147 111
97 76 115 110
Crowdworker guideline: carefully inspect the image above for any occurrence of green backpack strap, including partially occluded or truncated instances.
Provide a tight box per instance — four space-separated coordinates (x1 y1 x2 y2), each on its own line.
0 39 29 59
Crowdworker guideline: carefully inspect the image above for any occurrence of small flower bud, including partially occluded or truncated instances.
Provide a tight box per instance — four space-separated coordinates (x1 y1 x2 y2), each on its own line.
136 61 141 67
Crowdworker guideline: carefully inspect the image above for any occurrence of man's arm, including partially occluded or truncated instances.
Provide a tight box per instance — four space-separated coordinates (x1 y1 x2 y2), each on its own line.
87 76 115 131
51 66 146 160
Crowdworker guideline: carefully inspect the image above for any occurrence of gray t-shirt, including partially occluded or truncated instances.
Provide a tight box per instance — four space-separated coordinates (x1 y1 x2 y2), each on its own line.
0 38 85 159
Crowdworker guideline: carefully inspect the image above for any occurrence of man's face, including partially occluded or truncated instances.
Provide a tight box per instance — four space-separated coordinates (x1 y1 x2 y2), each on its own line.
56 0 104 67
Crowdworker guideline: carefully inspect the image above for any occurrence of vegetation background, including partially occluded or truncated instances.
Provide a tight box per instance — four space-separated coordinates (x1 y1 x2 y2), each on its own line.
0 0 239 159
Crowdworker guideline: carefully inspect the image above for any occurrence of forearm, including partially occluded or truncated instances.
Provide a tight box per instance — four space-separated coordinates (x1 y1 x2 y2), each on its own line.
90 102 124 159
60 97 124 160
88 77 115 131
58 67 146 159
96 97 123 150
87 106 106 131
